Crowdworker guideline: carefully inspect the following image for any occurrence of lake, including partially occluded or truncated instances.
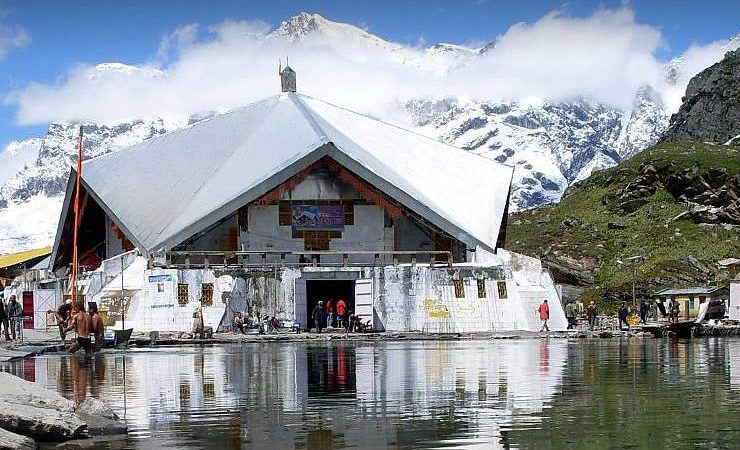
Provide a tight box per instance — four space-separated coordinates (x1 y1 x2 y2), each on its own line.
3 338 740 449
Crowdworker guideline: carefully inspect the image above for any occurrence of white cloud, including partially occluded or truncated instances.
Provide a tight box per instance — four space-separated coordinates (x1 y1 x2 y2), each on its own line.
658 36 739 113
3 7 731 126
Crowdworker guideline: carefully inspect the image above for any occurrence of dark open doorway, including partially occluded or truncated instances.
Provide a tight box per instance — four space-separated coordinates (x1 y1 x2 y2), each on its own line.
306 280 355 328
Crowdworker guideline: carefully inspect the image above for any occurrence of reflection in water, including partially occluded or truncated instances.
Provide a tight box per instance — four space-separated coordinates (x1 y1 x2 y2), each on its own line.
3 339 740 449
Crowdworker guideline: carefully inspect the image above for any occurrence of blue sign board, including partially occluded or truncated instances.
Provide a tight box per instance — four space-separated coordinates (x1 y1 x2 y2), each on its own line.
291 205 345 231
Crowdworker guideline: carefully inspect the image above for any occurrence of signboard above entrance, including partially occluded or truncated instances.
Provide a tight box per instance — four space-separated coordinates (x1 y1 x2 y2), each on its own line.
291 205 345 231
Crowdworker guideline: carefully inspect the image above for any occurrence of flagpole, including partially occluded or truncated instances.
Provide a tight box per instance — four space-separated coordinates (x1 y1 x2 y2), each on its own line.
71 126 83 310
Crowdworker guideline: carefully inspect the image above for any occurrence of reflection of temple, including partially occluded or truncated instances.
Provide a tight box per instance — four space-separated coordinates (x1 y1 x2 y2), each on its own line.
236 341 569 449
2 341 567 449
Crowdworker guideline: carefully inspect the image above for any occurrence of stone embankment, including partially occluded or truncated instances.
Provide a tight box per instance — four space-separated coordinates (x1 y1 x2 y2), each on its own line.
0 372 126 449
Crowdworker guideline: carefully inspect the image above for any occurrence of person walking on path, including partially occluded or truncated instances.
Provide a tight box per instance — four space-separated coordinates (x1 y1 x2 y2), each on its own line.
538 299 550 332
325 299 334 329
0 295 10 341
89 303 104 351
66 302 93 355
7 295 22 340
668 298 680 323
565 302 576 329
587 301 598 331
639 299 649 324
336 298 347 329
618 302 631 331
312 301 324 333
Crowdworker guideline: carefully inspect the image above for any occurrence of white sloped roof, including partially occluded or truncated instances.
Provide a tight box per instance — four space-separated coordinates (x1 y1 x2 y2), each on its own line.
80 93 513 254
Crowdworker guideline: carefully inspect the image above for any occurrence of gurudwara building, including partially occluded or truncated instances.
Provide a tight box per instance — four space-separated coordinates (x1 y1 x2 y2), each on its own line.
50 68 566 333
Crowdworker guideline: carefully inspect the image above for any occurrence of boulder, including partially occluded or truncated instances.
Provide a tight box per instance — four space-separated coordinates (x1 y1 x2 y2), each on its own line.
0 372 73 413
607 222 626 230
617 198 648 214
74 398 125 437
0 400 87 441
0 427 37 450
75 398 119 422
75 414 127 437
542 255 595 286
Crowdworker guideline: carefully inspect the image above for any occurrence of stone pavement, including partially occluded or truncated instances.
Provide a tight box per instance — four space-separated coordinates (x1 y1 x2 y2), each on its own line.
0 328 64 362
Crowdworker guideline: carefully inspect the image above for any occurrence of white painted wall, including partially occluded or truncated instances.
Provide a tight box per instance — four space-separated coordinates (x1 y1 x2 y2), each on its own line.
730 278 740 321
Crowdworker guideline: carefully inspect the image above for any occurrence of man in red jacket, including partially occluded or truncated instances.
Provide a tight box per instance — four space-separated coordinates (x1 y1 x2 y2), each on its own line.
336 299 347 329
538 299 550 332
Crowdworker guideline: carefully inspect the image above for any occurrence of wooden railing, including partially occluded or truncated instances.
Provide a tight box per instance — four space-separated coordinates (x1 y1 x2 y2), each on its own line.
153 250 454 269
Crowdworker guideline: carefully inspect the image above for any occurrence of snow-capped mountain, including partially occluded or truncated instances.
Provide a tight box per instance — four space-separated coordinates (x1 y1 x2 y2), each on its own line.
0 12 737 253
0 110 190 254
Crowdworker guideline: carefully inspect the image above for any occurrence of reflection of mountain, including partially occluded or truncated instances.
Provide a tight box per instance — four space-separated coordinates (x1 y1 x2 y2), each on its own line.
508 339 740 449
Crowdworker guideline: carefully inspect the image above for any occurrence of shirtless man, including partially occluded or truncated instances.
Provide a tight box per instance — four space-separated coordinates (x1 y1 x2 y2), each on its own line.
89 303 104 351
66 302 93 355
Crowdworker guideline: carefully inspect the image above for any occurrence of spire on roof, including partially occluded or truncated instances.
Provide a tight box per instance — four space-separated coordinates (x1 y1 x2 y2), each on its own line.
279 58 296 93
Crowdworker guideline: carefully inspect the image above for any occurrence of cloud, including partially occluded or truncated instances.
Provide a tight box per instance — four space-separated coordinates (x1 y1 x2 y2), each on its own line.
3 7 728 126
0 21 29 59
658 36 739 113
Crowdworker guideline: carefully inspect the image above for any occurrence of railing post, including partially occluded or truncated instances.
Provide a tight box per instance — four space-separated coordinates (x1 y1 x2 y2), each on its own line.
204 257 209 269
447 253 453 267
185 256 190 269
343 253 348 267
411 255 417 267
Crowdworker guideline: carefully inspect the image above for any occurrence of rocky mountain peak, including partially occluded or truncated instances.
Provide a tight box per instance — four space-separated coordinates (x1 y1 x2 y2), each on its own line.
662 48 740 144
272 12 328 39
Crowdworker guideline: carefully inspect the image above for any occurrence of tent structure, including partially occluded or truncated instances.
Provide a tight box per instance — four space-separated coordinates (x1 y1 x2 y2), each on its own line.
51 92 513 267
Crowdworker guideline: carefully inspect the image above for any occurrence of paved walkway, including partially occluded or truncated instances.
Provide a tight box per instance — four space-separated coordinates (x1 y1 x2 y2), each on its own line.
0 329 64 362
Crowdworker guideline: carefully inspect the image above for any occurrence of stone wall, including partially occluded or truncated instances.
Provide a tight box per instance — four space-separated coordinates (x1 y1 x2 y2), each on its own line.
87 249 566 333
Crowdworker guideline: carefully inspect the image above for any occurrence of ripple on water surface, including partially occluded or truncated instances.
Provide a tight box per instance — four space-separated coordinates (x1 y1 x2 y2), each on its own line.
4 338 740 449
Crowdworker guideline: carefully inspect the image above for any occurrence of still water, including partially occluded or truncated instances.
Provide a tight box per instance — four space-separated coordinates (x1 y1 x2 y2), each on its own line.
4 338 740 449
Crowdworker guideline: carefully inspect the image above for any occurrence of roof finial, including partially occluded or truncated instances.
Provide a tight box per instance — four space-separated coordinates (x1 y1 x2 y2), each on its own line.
279 57 296 93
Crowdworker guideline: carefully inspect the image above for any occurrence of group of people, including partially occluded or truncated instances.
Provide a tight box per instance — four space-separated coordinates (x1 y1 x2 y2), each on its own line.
55 299 105 354
312 298 355 333
0 294 22 341
232 312 281 335
560 297 693 332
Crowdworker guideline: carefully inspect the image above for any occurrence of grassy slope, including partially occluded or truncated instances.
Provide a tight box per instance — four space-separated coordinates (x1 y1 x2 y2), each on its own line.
507 141 740 307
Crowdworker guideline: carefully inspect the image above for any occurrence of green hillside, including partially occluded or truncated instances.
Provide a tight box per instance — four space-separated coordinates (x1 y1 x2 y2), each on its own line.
507 141 740 309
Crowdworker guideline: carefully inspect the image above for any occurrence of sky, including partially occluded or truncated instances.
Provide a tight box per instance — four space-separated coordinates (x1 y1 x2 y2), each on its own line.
0 0 739 150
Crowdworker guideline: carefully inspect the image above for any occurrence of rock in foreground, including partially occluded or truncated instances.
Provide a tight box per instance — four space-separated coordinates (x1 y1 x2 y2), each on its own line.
0 372 126 442
0 427 37 450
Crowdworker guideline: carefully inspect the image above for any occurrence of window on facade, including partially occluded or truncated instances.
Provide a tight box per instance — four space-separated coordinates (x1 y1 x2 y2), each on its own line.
453 279 465 298
688 296 695 310
278 202 291 226
699 296 706 304
177 284 189 306
497 281 508 299
477 279 486 299
303 231 331 251
201 283 214 307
